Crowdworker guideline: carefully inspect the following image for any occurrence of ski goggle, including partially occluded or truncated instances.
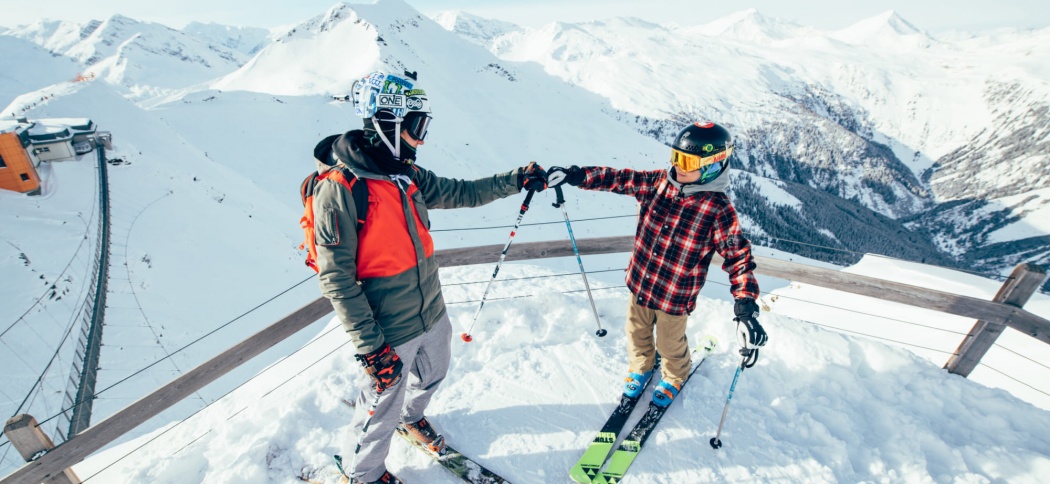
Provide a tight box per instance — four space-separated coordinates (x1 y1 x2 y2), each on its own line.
694 159 727 184
404 113 432 141
375 110 433 141
669 145 733 172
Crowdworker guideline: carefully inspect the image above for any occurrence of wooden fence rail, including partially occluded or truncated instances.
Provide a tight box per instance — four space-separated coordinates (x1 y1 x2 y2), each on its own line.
945 262 1048 376
4 235 1048 483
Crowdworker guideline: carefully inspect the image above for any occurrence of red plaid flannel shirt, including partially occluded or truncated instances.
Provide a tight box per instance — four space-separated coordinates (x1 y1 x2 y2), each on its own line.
581 167 759 315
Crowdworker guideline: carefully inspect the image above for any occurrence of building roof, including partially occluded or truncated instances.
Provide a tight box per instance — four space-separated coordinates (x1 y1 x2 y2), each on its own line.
0 117 96 144
26 123 72 142
0 118 26 135
44 118 96 133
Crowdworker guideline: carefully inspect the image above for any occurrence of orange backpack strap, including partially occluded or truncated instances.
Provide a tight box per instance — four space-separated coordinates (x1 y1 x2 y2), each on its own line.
302 169 369 230
299 168 370 272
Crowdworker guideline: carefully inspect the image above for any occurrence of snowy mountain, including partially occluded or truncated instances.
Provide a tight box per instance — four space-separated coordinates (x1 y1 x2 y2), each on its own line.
0 34 81 112
829 10 935 48
6 15 252 99
431 10 521 46
441 7 1050 286
681 8 815 43
2 0 1050 481
180 22 271 57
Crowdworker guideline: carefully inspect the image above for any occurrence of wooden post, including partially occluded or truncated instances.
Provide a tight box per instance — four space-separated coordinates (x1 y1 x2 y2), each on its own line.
3 415 80 483
945 263 1049 377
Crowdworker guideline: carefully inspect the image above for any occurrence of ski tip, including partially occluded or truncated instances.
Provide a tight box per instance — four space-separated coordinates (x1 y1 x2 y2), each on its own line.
695 334 718 353
710 437 723 449
461 332 473 342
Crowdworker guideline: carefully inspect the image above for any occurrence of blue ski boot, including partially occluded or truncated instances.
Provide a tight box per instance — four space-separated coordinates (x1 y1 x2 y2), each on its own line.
652 379 682 407
623 368 654 398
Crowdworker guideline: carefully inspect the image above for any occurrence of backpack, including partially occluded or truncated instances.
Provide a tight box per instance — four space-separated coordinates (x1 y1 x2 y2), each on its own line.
299 166 369 272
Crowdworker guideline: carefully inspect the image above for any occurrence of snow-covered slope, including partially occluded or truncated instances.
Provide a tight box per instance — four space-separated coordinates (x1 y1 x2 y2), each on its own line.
0 34 80 108
1 80 324 456
70 262 1050 483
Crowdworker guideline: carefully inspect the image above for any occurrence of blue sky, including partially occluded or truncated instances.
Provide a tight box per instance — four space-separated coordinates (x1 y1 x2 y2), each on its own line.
1 0 1047 32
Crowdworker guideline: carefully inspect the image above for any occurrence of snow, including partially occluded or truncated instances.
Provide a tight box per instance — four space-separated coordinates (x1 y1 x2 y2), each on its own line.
66 260 1050 483
829 10 930 47
2 1 1049 482
744 173 803 210
0 34 80 111
983 187 1050 244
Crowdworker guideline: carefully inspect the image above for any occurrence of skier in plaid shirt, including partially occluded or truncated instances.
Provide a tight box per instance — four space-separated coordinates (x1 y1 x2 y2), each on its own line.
547 121 768 407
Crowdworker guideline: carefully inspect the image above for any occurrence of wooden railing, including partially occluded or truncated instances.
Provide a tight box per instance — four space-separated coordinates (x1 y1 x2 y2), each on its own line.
4 236 1048 483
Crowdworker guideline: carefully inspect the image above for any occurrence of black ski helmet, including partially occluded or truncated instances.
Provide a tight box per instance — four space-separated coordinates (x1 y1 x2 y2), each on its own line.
670 121 733 184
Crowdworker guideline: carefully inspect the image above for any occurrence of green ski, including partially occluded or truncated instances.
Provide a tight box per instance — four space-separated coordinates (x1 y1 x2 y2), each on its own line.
569 354 663 483
593 335 718 484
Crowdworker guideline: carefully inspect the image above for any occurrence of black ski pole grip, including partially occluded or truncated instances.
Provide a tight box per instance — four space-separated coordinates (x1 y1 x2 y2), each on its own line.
553 186 566 208
521 189 535 210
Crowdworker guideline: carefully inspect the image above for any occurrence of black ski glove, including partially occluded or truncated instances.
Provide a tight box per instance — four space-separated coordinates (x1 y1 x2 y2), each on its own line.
734 297 768 349
356 343 403 392
517 162 548 192
546 165 585 188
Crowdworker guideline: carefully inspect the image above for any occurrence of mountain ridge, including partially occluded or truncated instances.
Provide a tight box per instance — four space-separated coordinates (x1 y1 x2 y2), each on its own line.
438 7 1050 287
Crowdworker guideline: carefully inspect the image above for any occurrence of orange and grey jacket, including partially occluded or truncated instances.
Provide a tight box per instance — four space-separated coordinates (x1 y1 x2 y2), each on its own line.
312 130 522 354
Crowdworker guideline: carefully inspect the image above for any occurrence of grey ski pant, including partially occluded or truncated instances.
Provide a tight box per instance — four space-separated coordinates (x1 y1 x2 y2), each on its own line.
347 313 452 482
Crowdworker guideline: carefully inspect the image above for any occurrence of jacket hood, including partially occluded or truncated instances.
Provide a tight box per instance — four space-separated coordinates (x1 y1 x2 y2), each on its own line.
666 164 730 194
313 130 389 180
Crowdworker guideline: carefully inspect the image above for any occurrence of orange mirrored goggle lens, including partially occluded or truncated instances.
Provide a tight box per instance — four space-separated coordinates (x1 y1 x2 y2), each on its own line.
670 146 733 172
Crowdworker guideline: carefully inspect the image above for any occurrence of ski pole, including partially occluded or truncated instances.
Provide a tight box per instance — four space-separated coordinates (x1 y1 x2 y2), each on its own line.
346 388 384 478
461 189 536 342
553 186 607 337
709 348 757 449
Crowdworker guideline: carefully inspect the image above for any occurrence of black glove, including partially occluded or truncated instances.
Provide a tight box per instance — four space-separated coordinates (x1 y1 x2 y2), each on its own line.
517 162 547 192
356 343 403 392
546 165 585 188
734 297 767 349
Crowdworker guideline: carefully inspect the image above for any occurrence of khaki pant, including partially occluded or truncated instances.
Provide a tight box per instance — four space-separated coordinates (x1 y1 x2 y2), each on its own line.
626 296 691 386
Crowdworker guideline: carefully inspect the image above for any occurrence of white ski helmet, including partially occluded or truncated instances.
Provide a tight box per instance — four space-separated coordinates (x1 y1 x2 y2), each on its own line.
351 71 433 160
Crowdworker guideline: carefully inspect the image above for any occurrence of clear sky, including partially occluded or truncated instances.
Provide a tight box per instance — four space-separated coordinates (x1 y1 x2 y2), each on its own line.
1 0 1046 32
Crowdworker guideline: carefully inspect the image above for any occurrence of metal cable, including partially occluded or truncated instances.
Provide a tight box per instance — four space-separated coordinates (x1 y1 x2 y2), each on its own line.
32 274 318 429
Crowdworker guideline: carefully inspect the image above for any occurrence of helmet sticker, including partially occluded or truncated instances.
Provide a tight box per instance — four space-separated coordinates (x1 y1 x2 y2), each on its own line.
406 97 425 110
353 71 430 118
376 93 405 109
365 72 386 89
695 121 715 128
702 143 715 153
